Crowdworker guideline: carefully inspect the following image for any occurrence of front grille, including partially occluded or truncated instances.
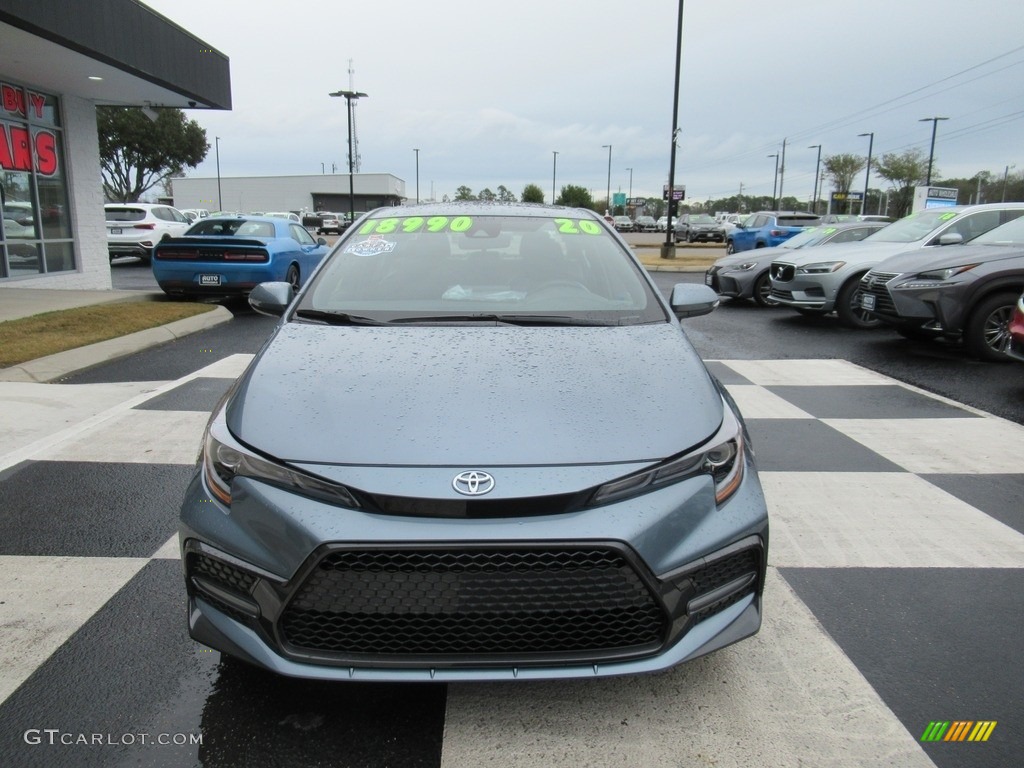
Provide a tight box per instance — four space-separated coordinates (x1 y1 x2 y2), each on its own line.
687 548 761 621
190 553 258 594
771 288 794 301
771 263 795 282
860 271 899 315
280 547 666 661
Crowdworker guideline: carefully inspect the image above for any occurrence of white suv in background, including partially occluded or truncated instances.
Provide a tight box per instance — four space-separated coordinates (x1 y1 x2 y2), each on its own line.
105 203 191 263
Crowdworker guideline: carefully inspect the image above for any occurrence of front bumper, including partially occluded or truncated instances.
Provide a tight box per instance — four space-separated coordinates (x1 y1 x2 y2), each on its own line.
769 263 839 311
181 455 768 681
705 266 759 299
153 263 280 296
859 270 973 334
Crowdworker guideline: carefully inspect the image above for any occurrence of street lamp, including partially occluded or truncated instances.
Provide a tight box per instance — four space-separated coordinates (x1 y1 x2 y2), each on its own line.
215 136 222 212
552 151 558 204
602 144 612 213
413 148 420 203
919 117 948 187
808 144 821 214
625 167 633 206
663 0 685 257
1002 164 1016 202
329 89 368 222
767 154 779 210
858 132 874 215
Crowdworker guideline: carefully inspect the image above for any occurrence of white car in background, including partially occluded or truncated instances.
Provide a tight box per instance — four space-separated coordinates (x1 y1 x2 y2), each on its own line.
105 203 191 263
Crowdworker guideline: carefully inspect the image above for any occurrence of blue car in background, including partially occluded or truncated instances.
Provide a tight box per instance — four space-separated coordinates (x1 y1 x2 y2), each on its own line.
152 216 330 298
726 211 821 254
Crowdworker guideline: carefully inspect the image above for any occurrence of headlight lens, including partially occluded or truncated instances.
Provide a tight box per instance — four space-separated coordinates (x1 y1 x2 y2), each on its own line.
916 264 978 281
726 262 758 272
202 408 360 509
797 261 846 274
590 400 745 507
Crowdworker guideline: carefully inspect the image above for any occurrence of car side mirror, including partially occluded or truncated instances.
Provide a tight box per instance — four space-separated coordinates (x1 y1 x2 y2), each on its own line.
938 232 964 246
317 237 327 246
249 281 295 317
670 283 719 318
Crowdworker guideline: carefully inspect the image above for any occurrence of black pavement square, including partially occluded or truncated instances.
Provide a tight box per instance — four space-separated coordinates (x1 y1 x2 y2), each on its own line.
766 384 977 420
781 567 1024 768
134 377 235 412
922 473 1024 536
745 419 904 472
705 361 752 385
0 461 191 558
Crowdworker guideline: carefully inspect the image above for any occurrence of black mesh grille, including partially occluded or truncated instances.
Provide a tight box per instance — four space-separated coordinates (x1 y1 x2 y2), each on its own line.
190 553 258 594
859 271 899 315
689 549 760 621
280 548 666 659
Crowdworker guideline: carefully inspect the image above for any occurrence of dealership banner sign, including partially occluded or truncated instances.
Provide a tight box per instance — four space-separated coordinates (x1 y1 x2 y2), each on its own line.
0 82 58 176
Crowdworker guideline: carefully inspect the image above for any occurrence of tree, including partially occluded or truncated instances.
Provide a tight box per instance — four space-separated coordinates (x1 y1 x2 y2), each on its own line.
496 185 517 203
478 188 495 201
454 185 475 200
822 153 866 213
98 107 208 202
556 184 593 209
521 183 545 203
874 148 929 219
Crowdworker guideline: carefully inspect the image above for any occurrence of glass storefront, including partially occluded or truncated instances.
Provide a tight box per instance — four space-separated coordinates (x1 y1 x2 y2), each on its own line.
1 80 74 280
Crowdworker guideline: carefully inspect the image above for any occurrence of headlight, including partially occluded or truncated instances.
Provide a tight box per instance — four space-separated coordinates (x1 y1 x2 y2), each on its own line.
726 262 758 272
590 401 745 507
797 261 846 274
895 263 979 290
202 407 360 509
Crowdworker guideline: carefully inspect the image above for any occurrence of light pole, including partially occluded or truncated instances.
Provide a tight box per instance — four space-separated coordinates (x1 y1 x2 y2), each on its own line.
1002 164 1016 202
663 0 685 257
625 167 633 208
919 117 948 187
215 136 222 212
767 154 779 210
552 151 558 204
777 138 787 210
858 132 874 215
413 148 420 203
808 144 821 214
602 145 612 213
329 89 368 223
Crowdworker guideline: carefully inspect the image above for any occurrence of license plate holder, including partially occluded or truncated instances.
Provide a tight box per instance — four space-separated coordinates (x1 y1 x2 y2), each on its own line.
110 227 122 235
860 293 876 311
199 274 221 286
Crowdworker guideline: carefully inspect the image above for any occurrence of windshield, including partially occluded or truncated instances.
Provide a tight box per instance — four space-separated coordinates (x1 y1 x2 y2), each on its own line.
300 212 666 325
970 213 1024 246
864 209 961 243
186 219 276 237
777 227 828 249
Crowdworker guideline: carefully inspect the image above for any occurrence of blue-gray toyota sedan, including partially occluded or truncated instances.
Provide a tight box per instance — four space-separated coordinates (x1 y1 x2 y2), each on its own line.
181 202 768 682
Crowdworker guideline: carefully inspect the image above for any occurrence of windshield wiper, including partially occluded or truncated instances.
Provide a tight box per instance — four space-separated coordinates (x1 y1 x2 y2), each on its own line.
293 309 391 326
387 313 612 326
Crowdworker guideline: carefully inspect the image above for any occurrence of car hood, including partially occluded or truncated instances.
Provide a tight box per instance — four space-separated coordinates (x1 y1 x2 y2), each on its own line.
873 243 1024 274
714 245 794 268
778 240 921 267
226 322 723 467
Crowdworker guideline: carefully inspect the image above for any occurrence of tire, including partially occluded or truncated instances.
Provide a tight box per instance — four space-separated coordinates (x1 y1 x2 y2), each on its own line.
836 276 881 329
725 240 736 255
285 264 300 292
752 272 778 307
964 292 1016 362
687 233 695 244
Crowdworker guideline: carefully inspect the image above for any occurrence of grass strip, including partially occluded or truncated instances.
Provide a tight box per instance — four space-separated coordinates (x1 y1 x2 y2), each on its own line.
0 300 217 368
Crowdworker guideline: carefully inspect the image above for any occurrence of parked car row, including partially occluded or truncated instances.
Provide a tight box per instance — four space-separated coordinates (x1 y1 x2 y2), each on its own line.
705 203 1024 363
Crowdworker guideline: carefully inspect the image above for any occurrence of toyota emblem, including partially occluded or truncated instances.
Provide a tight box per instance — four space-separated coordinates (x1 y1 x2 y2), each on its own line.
452 471 495 496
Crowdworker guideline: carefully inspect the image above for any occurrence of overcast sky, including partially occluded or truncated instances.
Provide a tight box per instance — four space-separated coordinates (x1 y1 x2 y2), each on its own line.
144 0 1023 208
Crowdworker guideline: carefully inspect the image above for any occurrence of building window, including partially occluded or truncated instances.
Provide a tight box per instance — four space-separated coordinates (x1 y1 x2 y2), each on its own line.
1 80 74 280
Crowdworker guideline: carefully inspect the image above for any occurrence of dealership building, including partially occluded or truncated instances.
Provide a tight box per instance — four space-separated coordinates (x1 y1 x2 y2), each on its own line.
170 173 406 217
0 0 230 290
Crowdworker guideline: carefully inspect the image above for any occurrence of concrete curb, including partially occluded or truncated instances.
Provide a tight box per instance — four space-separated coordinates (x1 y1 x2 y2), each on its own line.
0 305 234 383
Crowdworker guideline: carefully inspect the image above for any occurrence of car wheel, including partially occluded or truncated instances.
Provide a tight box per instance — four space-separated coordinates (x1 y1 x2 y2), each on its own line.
752 272 779 307
286 264 300 292
964 292 1016 362
725 240 736 255
836 276 881 329
687 233 695 244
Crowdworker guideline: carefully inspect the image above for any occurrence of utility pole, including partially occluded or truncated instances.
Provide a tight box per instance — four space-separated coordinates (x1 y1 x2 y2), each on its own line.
808 144 821 214
858 133 874 215
919 117 948 186
777 138 787 210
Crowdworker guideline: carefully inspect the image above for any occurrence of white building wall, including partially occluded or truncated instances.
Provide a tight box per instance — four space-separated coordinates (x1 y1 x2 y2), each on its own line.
11 94 111 290
171 174 407 213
